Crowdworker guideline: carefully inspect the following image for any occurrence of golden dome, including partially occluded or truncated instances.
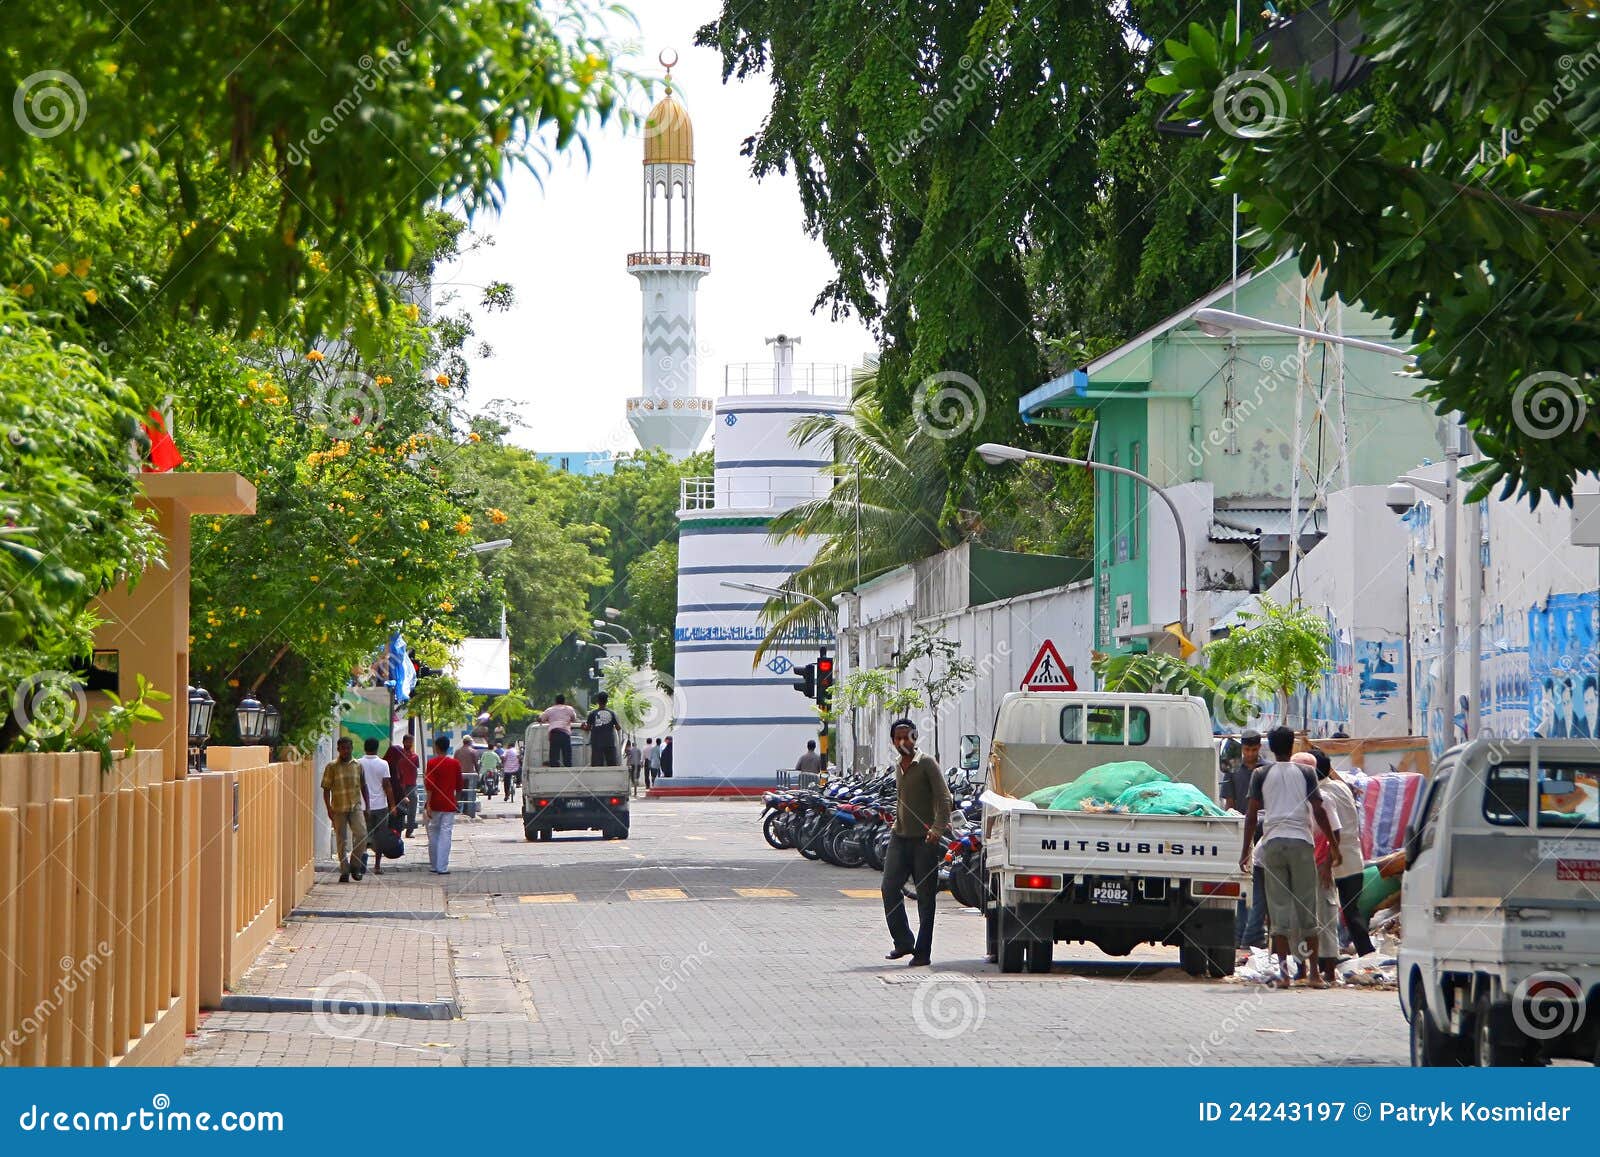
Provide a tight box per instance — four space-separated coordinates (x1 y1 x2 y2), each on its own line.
643 90 694 165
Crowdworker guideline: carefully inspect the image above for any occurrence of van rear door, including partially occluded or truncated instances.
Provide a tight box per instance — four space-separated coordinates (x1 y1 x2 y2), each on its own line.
1447 750 1600 904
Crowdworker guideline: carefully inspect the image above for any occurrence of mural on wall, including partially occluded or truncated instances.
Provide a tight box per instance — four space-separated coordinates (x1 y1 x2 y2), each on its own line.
1528 591 1600 739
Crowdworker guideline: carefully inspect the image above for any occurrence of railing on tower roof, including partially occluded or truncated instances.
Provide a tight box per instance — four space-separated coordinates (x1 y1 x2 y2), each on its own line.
627 251 710 268
721 363 849 396
679 474 836 513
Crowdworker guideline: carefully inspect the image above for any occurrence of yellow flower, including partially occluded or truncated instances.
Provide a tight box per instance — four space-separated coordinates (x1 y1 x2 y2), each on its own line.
306 349 325 362
467 431 482 443
306 251 329 273
403 304 420 322
375 615 385 625
83 289 98 305
73 258 90 277
488 507 509 525
439 599 454 613
336 605 347 614
129 184 141 197
18 284 33 297
435 373 449 386
454 516 473 535
210 520 222 531
309 574 320 583
418 520 430 532
375 374 393 386
51 262 69 277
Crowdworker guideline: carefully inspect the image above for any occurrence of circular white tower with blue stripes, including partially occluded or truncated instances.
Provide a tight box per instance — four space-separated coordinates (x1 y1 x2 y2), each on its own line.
672 337 849 779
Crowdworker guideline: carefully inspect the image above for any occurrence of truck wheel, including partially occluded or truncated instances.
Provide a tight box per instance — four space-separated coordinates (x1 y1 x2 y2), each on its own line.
1409 993 1466 1067
997 910 1026 974
1473 992 1527 1067
984 905 998 963
523 823 537 843
1204 943 1236 978
1179 943 1207 977
1026 940 1054 974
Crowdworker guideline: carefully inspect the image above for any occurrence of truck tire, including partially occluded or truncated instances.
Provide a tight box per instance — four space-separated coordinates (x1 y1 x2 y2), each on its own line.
1408 992 1466 1067
1179 940 1235 978
985 904 998 963
523 821 537 843
997 910 1027 974
1473 992 1527 1067
1179 943 1207 977
1026 940 1054 974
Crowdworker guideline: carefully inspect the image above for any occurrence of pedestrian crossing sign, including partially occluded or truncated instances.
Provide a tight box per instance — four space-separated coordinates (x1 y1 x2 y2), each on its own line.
1020 640 1076 691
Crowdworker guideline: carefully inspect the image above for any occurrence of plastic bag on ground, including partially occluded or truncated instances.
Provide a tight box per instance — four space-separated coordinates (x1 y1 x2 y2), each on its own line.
1112 781 1227 817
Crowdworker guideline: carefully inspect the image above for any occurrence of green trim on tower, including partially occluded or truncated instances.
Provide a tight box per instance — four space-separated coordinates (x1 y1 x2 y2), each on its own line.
677 515 773 534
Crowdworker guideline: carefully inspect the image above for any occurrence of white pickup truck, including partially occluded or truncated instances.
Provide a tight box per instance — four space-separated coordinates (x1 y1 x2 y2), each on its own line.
1400 738 1600 1066
520 723 632 842
983 691 1247 976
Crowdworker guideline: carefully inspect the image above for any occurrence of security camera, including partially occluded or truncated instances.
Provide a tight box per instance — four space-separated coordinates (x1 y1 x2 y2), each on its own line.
1385 482 1418 515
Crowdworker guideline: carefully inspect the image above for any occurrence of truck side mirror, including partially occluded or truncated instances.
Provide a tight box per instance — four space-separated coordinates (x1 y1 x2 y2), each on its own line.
959 734 982 771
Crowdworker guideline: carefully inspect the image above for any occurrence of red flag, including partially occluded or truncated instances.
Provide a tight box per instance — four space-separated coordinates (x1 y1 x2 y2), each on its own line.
142 408 184 472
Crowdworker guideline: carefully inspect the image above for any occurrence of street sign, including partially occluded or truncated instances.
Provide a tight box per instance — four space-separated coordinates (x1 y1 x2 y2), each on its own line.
1020 640 1076 691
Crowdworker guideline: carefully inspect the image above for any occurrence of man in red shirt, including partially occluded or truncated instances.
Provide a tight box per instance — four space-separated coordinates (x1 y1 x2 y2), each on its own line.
385 733 422 837
424 735 463 875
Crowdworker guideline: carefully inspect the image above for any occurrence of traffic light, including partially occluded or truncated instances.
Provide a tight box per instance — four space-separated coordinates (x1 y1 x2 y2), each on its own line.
792 663 816 699
815 654 834 710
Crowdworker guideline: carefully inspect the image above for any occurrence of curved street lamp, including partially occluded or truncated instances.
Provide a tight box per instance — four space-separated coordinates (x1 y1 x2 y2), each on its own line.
976 443 1191 646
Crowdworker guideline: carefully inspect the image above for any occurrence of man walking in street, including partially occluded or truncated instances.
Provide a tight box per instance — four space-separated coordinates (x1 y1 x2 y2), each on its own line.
540 695 578 767
1239 726 1343 987
453 734 480 780
424 735 463 875
321 736 368 884
584 693 620 766
795 739 822 778
1312 746 1374 958
1223 729 1270 952
625 740 643 797
880 719 951 967
645 736 662 788
660 736 673 779
385 732 421 837
358 738 395 876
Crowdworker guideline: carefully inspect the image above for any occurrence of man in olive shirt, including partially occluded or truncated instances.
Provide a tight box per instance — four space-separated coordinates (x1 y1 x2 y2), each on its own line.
880 718 952 967
321 736 369 883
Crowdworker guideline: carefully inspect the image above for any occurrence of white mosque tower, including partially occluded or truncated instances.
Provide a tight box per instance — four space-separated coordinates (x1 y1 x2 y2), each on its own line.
625 50 713 458
671 335 850 779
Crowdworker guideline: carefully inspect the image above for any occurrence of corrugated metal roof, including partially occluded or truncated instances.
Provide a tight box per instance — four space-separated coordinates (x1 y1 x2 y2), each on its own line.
1210 506 1329 538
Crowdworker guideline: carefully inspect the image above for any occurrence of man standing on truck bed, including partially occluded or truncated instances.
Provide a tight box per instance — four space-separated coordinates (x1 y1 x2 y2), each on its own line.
1239 726 1342 987
584 692 620 767
880 718 952 968
540 695 578 767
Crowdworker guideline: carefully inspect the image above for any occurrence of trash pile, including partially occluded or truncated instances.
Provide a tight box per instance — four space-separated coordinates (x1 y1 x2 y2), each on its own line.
1022 761 1228 817
1232 946 1398 988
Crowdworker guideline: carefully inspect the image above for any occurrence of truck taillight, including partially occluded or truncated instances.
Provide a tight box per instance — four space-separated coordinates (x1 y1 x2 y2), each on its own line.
537 799 550 807
1014 874 1060 891
1194 881 1240 897
609 797 621 805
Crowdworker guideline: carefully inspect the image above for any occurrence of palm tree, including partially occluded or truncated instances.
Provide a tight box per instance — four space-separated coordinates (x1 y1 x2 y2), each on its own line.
754 362 965 658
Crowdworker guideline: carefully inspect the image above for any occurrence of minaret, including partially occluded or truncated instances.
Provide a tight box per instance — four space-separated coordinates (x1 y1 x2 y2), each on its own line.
626 50 713 458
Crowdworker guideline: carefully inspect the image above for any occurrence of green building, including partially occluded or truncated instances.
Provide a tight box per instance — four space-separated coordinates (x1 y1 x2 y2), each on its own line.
1018 257 1439 655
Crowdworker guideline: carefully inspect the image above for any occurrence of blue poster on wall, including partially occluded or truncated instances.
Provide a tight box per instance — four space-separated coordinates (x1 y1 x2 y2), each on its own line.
1528 591 1600 738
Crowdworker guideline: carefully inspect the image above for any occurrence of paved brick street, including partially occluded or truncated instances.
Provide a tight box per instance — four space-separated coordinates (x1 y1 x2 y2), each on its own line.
183 797 1409 1066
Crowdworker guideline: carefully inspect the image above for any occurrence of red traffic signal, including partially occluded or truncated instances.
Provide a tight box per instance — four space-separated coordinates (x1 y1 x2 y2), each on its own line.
815 654 834 708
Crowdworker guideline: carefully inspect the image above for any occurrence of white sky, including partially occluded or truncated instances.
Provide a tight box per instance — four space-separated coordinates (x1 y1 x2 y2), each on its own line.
438 0 877 453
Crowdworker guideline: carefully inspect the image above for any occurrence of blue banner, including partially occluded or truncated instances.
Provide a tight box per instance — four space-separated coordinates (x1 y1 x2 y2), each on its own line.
0 1068 1591 1153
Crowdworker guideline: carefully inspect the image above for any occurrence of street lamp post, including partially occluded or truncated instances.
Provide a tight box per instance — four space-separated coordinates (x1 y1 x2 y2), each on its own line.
975 443 1192 646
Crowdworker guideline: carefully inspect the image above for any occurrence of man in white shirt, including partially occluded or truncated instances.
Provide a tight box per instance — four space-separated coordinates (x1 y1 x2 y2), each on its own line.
1240 726 1342 987
1310 747 1374 957
357 738 395 877
645 738 663 788
540 695 579 766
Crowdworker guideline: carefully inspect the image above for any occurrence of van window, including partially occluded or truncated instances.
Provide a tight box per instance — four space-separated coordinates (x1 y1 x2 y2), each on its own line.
1059 705 1151 745
1533 761 1600 830
1483 763 1531 826
1417 773 1449 854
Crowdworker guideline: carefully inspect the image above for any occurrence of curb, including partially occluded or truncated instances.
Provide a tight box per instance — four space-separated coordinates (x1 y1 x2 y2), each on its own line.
289 910 446 921
646 785 771 798
217 994 460 1020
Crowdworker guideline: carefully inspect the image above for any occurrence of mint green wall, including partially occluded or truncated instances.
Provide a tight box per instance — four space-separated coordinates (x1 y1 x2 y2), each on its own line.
1093 401 1149 652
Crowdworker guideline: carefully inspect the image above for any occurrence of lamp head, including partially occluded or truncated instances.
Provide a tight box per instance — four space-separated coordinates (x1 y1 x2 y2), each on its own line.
976 442 1028 466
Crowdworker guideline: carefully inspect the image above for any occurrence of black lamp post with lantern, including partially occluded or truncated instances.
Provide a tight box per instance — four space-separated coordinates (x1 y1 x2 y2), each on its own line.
187 685 216 772
262 704 282 758
235 694 268 745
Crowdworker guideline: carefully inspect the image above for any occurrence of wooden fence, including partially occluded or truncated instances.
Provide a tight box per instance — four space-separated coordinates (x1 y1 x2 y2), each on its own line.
0 750 314 1067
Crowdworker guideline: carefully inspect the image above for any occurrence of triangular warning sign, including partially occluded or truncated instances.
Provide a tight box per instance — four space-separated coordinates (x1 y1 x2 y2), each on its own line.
1020 640 1077 691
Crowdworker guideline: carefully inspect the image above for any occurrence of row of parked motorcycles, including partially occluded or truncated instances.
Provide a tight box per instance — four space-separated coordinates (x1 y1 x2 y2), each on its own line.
759 768 989 910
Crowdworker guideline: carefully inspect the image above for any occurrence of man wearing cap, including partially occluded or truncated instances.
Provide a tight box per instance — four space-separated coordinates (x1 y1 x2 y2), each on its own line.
880 718 952 967
1223 729 1270 951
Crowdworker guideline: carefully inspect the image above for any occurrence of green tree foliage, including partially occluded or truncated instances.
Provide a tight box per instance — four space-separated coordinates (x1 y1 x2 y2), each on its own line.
1151 3 1600 503
696 0 1240 502
1203 596 1332 723
625 540 680 672
2 1 633 337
